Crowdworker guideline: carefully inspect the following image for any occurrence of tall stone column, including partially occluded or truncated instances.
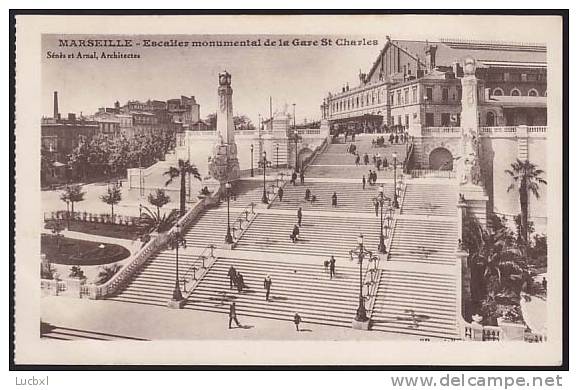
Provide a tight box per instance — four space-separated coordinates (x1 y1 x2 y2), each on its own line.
207 71 241 184
458 57 488 227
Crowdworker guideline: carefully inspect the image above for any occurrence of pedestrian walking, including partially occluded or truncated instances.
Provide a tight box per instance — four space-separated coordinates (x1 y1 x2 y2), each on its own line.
297 207 303 227
291 171 297 186
291 224 300 243
389 133 394 144
374 170 378 184
228 265 237 289
229 302 241 328
329 256 336 279
362 175 366 190
355 153 360 166
374 199 379 217
305 188 311 201
236 272 245 293
395 134 399 144
294 312 302 331
278 186 284 202
331 192 338 207
364 153 369 165
263 275 272 301
300 170 305 184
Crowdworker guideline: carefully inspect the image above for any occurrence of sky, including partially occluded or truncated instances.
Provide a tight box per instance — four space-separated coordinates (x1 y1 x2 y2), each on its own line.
42 34 384 124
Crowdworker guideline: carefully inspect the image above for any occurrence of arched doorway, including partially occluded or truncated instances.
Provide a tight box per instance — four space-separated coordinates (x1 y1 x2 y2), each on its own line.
486 111 495 126
429 147 453 170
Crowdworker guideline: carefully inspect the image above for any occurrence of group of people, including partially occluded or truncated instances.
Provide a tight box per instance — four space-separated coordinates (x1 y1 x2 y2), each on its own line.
290 170 305 186
227 265 246 293
323 255 337 279
372 153 388 170
362 171 379 189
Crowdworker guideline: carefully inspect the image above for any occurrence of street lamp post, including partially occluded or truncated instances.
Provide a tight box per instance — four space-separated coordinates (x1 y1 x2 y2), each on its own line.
350 234 371 323
250 144 254 177
171 224 187 303
276 143 279 168
259 151 271 204
374 186 389 254
225 182 233 244
392 152 399 208
293 129 300 173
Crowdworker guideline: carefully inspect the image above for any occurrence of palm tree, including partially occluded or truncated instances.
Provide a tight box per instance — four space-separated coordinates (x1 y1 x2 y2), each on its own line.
100 184 122 221
148 189 171 220
164 159 202 217
138 205 179 234
95 264 121 285
60 184 86 214
505 159 547 246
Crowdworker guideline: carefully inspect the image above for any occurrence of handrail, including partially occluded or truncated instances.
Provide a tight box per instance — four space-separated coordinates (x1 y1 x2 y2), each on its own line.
88 194 214 299
402 142 415 174
181 244 216 287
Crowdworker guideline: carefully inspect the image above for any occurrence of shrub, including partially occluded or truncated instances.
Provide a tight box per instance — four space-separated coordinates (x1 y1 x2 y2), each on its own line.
69 265 85 279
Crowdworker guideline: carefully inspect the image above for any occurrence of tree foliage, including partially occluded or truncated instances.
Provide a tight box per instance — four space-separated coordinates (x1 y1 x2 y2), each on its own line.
100 184 122 219
163 159 202 217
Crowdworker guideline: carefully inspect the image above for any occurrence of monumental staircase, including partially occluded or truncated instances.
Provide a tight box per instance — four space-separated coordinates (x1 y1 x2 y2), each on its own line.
104 135 462 340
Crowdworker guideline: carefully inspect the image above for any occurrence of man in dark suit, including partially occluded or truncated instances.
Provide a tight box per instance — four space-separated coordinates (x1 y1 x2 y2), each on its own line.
229 302 241 328
263 275 272 301
297 207 303 227
329 256 336 279
228 265 237 289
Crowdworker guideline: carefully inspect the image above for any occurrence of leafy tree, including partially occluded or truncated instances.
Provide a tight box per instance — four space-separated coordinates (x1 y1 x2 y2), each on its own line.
60 184 86 214
233 115 255 130
138 205 180 234
100 184 122 220
147 189 171 220
505 159 547 247
164 159 202 217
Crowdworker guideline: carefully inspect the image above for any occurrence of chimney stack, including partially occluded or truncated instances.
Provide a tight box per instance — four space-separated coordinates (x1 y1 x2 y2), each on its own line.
53 91 60 120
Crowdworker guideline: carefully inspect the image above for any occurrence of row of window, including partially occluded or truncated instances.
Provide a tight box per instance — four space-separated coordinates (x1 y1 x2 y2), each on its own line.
424 113 461 127
331 88 387 113
492 88 544 97
486 72 546 82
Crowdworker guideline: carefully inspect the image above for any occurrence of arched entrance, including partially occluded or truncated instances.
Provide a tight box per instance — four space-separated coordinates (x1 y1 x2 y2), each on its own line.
429 147 453 170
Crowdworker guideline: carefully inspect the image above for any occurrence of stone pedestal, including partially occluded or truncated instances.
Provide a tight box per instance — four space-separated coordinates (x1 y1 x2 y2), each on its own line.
352 319 370 330
459 184 489 227
497 318 526 341
63 278 86 298
167 299 185 309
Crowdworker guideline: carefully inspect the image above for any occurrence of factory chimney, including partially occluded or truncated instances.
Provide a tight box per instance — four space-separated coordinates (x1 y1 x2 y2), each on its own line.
53 91 60 120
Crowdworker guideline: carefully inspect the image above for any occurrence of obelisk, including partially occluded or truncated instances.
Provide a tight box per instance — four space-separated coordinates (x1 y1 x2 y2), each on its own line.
207 71 240 183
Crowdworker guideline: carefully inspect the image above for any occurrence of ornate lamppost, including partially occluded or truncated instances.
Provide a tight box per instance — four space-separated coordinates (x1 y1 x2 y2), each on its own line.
350 234 372 324
293 129 301 173
276 143 279 168
225 182 233 244
250 144 254 177
170 223 187 304
259 151 271 204
373 185 389 254
392 152 399 208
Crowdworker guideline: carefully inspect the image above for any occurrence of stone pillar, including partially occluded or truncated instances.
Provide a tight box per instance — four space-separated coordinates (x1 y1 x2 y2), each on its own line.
207 71 241 185
516 125 529 160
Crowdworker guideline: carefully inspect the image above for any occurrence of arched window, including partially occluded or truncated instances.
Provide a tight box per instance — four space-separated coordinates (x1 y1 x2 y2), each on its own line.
486 111 495 126
528 89 539 97
492 88 504 96
510 88 521 96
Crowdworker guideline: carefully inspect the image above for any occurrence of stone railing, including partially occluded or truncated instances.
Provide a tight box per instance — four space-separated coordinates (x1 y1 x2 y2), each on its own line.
422 126 462 135
527 126 548 133
230 202 258 244
479 126 518 134
86 195 215 299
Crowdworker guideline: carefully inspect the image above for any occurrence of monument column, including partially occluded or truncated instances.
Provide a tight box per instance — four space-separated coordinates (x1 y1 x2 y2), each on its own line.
458 57 488 227
207 71 241 185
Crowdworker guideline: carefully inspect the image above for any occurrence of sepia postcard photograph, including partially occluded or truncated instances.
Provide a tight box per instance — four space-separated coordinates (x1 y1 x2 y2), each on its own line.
12 12 566 367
